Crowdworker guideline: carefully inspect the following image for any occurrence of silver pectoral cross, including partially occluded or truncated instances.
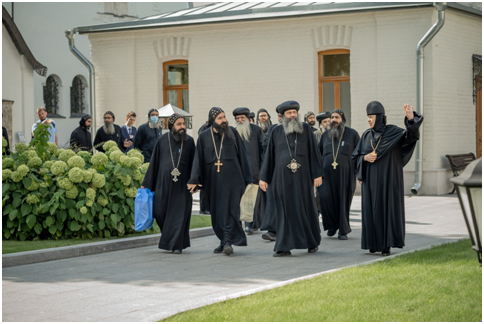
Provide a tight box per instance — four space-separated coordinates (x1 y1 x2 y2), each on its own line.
171 168 181 182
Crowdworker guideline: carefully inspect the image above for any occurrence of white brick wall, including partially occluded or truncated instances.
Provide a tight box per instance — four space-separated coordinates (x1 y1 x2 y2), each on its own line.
88 6 481 194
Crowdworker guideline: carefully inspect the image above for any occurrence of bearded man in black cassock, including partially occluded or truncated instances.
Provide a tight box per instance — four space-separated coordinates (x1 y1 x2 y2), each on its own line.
256 108 272 135
141 114 195 254
188 107 252 255
352 101 423 256
259 101 323 257
93 111 130 153
318 109 360 240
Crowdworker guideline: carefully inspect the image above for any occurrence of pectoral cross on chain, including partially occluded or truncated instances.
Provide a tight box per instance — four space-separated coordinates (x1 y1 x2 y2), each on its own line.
171 168 181 182
215 159 223 173
332 161 338 170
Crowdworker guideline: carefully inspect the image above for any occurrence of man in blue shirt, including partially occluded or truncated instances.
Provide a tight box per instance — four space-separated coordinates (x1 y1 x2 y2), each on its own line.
32 107 58 145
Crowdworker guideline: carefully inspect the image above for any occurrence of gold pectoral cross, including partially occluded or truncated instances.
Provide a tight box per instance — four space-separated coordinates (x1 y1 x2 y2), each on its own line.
332 161 338 169
215 159 223 173
171 168 181 182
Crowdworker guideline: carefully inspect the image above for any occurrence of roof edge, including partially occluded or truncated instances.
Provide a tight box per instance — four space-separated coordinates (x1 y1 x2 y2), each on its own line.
2 6 47 76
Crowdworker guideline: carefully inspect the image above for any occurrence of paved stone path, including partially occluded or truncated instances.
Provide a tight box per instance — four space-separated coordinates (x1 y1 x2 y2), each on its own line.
2 196 468 322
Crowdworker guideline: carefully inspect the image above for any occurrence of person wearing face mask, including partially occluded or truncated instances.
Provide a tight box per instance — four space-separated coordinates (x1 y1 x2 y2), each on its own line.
133 108 163 163
352 101 423 256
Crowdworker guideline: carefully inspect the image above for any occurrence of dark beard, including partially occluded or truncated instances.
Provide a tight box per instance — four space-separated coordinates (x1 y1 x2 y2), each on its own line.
282 115 303 135
258 120 271 133
307 120 315 126
171 128 188 142
213 121 234 138
329 121 346 139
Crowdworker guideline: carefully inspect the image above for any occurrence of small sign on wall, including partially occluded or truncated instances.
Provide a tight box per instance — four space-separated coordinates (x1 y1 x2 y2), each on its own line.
17 132 26 143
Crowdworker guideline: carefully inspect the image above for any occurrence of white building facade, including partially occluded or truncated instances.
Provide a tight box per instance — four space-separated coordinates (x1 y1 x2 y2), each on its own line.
78 2 481 195
3 2 189 146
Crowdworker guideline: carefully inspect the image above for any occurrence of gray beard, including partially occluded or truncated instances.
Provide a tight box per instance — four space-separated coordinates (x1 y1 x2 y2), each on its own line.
148 121 160 129
329 121 346 139
103 122 115 135
258 120 271 133
236 120 252 142
282 114 303 135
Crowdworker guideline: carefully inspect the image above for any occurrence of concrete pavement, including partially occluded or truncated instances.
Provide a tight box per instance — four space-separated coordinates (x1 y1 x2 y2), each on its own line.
2 195 468 322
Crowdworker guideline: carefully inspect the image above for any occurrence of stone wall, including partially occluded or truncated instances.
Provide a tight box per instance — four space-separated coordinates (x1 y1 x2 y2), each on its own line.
2 100 13 144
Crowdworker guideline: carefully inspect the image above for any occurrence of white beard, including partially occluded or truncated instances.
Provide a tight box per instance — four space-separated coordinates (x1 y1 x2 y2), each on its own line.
282 114 303 135
236 119 252 142
103 122 115 135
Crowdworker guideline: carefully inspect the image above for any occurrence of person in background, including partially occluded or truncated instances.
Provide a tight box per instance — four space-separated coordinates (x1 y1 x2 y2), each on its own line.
2 125 10 155
93 111 129 153
133 108 163 163
32 107 58 146
121 111 137 152
70 114 93 152
249 112 255 124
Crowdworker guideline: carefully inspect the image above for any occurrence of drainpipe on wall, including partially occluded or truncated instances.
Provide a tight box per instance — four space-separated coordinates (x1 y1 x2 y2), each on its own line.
411 2 447 195
65 29 96 135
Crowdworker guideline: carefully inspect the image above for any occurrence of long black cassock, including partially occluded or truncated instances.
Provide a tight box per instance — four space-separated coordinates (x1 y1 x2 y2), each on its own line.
318 126 360 235
351 113 423 252
197 122 211 213
142 133 195 251
242 124 264 229
259 123 323 251
189 127 252 246
259 124 278 233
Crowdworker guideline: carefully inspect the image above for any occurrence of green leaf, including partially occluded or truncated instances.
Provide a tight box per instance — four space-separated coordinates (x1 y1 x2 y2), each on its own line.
110 214 118 226
117 222 125 235
12 196 22 209
26 214 37 229
21 204 32 216
117 189 124 199
112 204 119 213
117 214 123 222
6 219 14 228
79 191 86 198
80 213 87 223
48 224 57 235
39 187 48 196
102 208 110 215
104 229 111 238
113 165 121 173
69 220 79 232
123 205 129 215
93 202 102 212
119 168 127 177
68 208 77 219
57 210 67 223
22 176 32 189
3 204 13 215
50 202 59 215
86 224 94 233
45 216 55 227
114 181 121 189
41 204 50 213
98 220 105 230
66 199 75 210
78 183 88 190
2 183 9 195
30 173 40 182
75 200 85 209
126 198 134 207
8 209 18 221
105 182 112 191
34 223 42 234
3 228 10 239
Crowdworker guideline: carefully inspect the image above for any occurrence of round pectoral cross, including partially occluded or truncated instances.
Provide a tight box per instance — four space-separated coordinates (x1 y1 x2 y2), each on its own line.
287 159 301 173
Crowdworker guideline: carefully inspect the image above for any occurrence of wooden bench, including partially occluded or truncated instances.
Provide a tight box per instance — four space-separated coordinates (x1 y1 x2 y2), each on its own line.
445 153 476 194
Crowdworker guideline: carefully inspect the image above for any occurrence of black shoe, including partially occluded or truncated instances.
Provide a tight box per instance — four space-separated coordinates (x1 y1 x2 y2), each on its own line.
245 226 254 235
273 251 291 257
327 229 336 237
214 245 224 253
308 247 319 253
262 232 276 241
382 248 391 256
338 234 348 240
369 249 376 253
223 243 234 255
172 250 182 254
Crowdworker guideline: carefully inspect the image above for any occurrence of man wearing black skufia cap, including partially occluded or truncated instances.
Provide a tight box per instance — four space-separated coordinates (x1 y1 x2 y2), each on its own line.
141 113 195 254
70 114 93 152
259 100 323 257
133 108 163 163
314 111 331 144
94 111 129 153
259 106 282 241
188 107 252 255
304 111 318 133
256 108 272 134
232 107 264 234
352 101 423 256
318 109 360 240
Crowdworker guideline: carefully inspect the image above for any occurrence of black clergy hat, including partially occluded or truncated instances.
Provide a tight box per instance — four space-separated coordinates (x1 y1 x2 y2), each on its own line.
331 109 346 123
168 113 184 130
233 107 250 117
208 107 224 124
277 100 300 115
366 101 386 115
104 111 115 121
249 112 255 119
316 111 331 123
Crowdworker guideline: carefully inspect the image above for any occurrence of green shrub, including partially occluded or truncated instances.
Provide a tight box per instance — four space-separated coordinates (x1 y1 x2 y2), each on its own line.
2 126 149 241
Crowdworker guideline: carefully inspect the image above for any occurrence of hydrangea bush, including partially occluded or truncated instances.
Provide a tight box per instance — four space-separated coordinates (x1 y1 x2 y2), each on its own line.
2 124 149 241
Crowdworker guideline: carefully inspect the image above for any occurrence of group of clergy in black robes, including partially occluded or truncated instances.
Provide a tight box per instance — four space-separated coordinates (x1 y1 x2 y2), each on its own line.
141 99 423 257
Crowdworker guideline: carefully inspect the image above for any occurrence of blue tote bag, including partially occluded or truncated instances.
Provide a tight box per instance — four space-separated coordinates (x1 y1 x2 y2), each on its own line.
135 188 154 231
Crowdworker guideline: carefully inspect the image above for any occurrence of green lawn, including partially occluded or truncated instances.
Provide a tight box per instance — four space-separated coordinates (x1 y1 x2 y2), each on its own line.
2 215 211 254
163 239 482 322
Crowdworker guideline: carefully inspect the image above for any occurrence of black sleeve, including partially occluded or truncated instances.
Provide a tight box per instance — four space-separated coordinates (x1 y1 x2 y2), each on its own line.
259 128 276 185
133 126 144 151
188 136 203 185
307 125 323 180
93 128 104 153
3 127 10 155
401 112 423 146
70 129 79 150
141 141 160 191
234 129 253 186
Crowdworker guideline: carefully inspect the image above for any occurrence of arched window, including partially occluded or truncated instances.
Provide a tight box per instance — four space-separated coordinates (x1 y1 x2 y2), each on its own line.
318 49 351 125
70 75 87 117
43 75 60 115
163 60 191 128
